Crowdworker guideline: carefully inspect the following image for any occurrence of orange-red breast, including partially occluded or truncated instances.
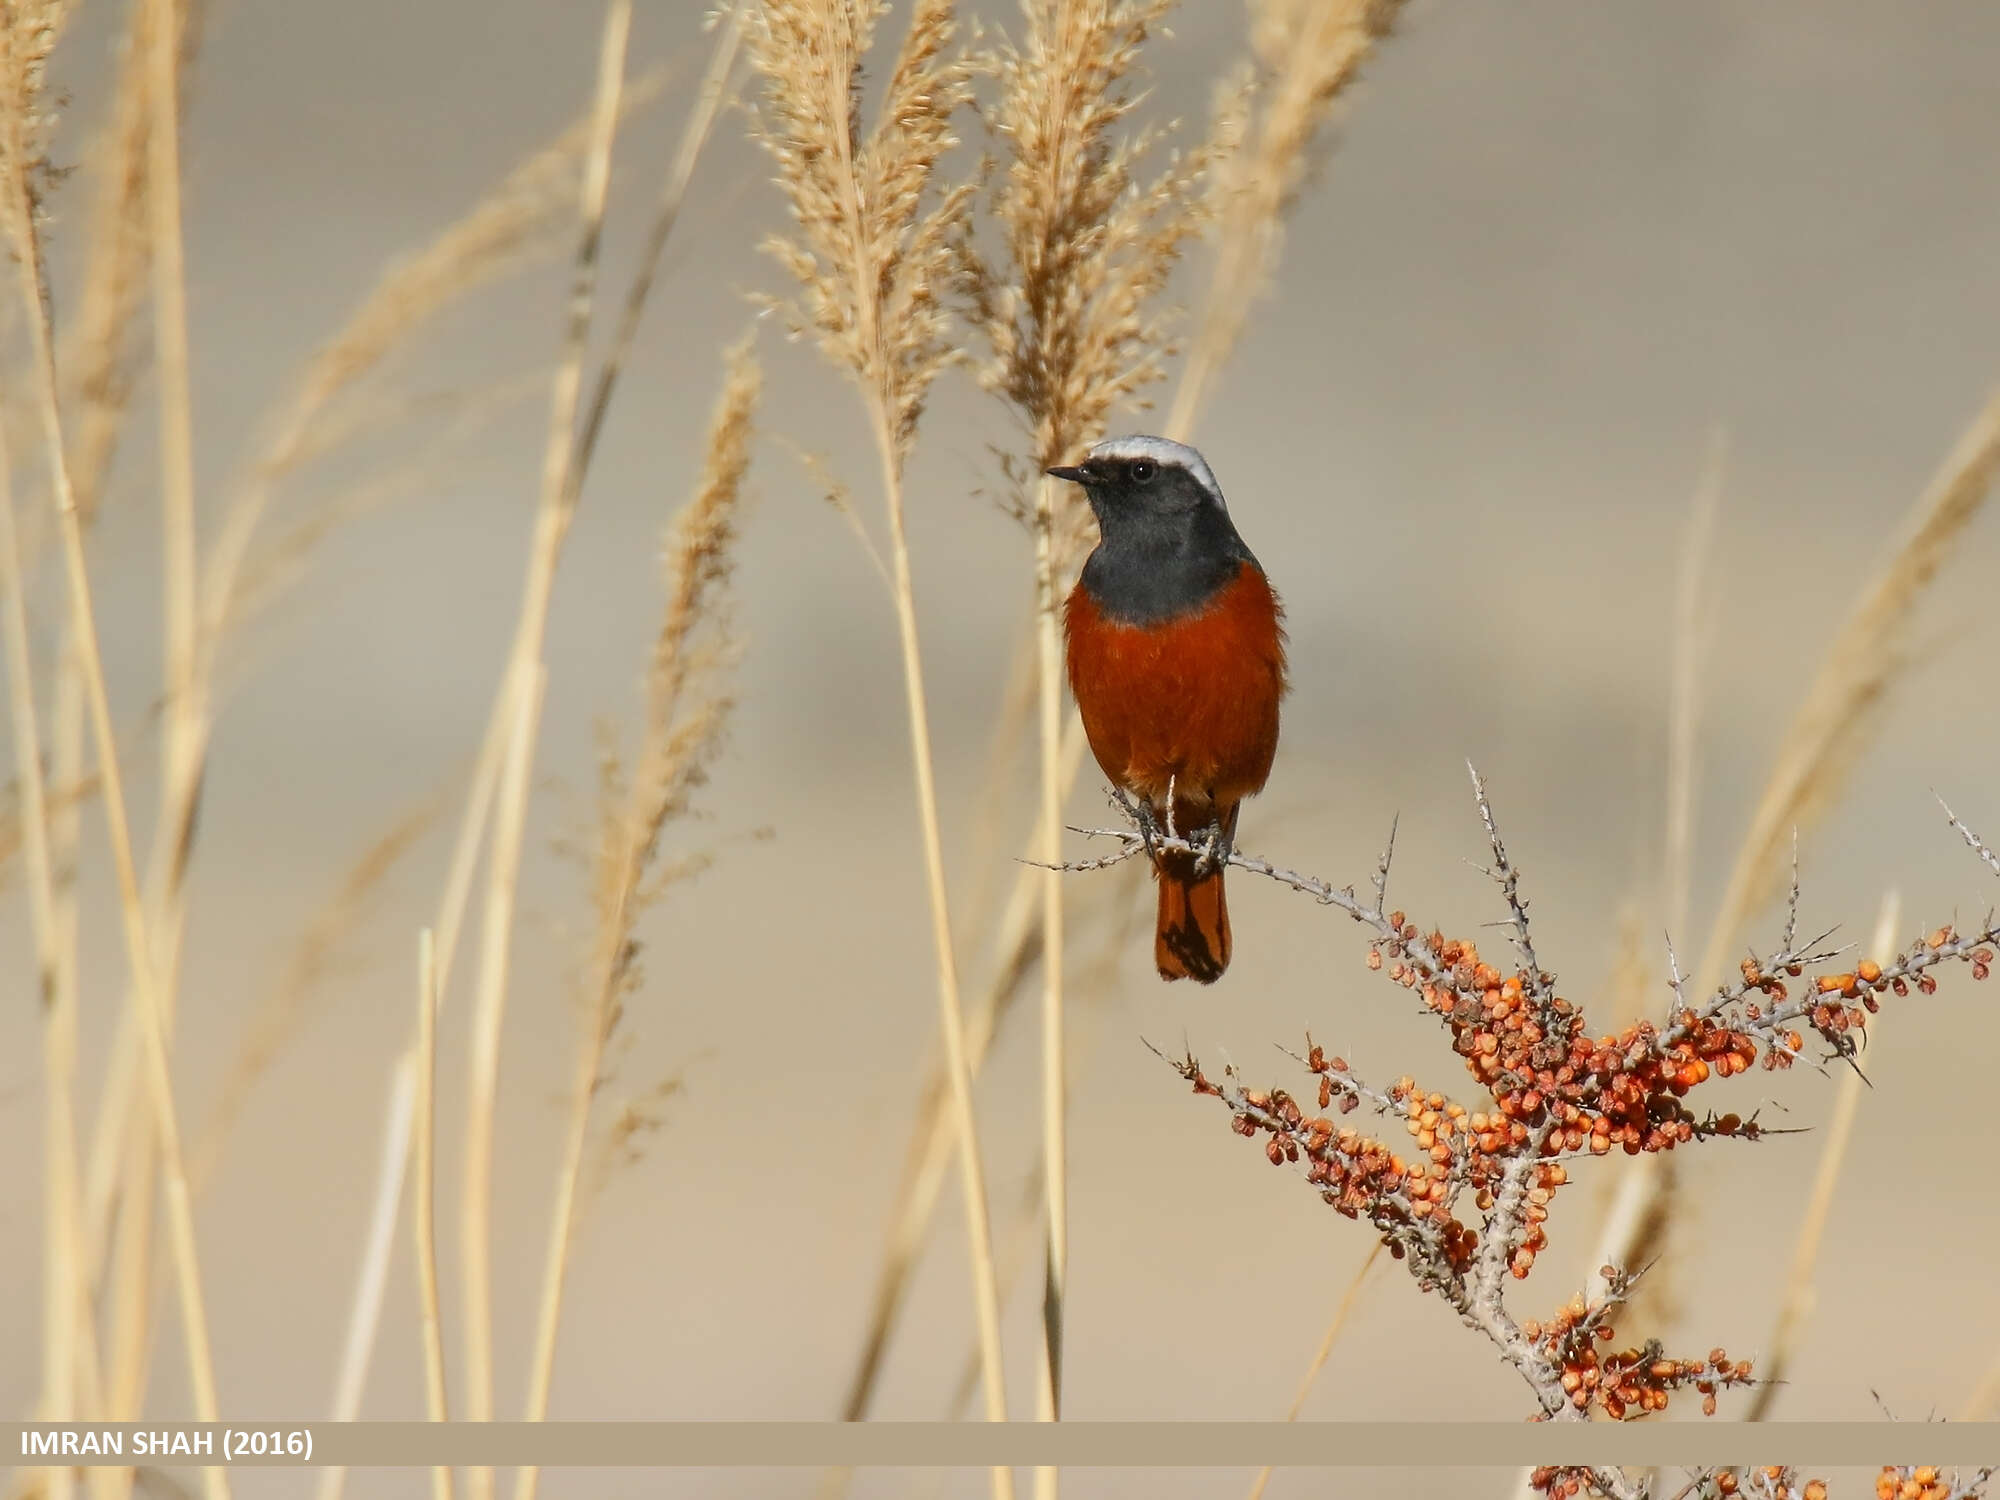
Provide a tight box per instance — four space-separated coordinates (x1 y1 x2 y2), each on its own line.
1050 436 1287 983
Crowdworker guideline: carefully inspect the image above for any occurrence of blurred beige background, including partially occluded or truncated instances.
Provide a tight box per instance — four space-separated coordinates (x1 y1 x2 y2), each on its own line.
5 1 2000 1497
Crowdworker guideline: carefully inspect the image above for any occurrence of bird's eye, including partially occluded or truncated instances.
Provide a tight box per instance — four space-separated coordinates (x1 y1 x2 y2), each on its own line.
1129 460 1156 483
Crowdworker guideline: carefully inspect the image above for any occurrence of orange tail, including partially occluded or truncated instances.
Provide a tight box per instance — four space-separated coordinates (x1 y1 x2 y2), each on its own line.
1154 849 1230 983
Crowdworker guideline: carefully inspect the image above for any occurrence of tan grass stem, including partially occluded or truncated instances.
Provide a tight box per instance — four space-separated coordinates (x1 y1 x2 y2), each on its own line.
1031 473 1068 1449
143 0 199 839
2 28 227 1499
459 653 547 1475
879 433 1016 1495
851 92 1013 1484
461 18 628 1495
569 2 743 496
748 5 1011 1488
101 1125 157 1428
1 390 87 1500
1744 890 1901 1421
414 931 454 1500
313 1055 420 1500
849 141 1014 1500
1244 1240 1382 1500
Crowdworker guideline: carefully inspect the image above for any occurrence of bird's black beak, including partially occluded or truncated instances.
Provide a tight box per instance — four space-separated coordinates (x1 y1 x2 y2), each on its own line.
1046 465 1090 484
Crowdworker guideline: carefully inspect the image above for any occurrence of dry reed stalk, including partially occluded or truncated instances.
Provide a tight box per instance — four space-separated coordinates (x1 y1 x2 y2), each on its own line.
1577 393 2000 1339
142 0 200 872
1030 547 1068 1452
100 1120 156 1431
312 1055 420 1500
1242 1240 1383 1500
748 7 1012 1491
926 866 1148 1426
831 0 1399 1433
457 658 545 1500
0 376 88 1500
568 1 744 493
460 21 629 1498
514 339 757 1500
1743 890 1901 1422
414 931 454 1500
835 708 1094 1430
961 2 1242 1456
52 658 107 1470
0 13 226 1495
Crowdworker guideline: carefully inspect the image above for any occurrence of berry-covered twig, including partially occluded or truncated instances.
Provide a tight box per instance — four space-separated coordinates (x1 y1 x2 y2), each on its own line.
1058 772 2000 1500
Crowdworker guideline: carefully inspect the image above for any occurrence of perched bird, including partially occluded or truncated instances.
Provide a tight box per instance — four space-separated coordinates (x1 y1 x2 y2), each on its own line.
1050 436 1287 983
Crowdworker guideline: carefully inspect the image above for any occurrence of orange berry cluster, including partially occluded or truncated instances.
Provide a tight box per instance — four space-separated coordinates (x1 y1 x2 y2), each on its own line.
1876 1468 1974 1500
1371 923 1774 1161
1533 1468 1838 1500
1526 1298 1753 1420
1734 927 1984 1064
1178 1053 1481 1277
1528 1468 1603 1498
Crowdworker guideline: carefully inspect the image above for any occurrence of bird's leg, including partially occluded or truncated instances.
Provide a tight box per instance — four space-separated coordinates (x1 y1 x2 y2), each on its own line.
1165 776 1178 842
1113 785 1163 862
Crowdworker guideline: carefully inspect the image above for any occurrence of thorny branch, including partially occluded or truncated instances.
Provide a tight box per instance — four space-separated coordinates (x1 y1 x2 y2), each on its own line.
1053 769 2000 1500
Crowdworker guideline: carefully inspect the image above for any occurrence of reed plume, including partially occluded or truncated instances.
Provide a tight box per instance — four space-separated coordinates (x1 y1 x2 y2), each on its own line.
747 5 1013 1494
1168 0 1404 436
514 338 758 1500
958 0 1247 1462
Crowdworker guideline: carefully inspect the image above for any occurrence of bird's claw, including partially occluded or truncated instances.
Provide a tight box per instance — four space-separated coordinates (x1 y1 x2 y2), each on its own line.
1192 821 1231 876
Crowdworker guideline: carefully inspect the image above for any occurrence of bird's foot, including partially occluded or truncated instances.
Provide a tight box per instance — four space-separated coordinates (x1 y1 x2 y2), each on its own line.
1192 819 1232 877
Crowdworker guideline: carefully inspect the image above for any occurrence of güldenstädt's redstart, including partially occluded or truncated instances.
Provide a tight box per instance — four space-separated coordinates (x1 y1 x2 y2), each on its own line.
1050 436 1287 983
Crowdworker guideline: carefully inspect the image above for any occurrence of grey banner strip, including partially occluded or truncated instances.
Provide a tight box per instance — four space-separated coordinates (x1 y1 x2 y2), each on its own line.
9 1424 2000 1469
